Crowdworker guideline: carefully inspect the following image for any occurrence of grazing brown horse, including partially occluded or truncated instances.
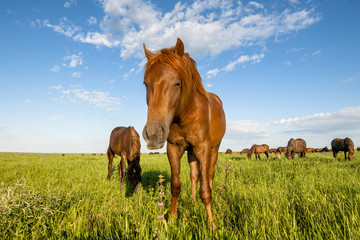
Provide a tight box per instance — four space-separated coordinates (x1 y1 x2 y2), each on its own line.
275 146 287 159
142 38 226 228
306 148 315 153
240 148 250 154
247 144 269 160
107 126 142 191
331 137 354 160
225 149 233 154
286 138 306 160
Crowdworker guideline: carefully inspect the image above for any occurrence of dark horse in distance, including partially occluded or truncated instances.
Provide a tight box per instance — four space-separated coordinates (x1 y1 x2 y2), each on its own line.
247 144 269 160
142 38 226 228
107 126 142 191
286 138 306 160
331 137 354 160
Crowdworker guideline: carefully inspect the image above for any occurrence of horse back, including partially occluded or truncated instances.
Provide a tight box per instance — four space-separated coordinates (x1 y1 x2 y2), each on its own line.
109 127 131 156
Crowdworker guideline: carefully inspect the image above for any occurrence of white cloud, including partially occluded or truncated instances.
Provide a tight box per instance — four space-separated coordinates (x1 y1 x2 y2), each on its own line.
42 0 321 59
248 2 264 9
50 85 63 90
51 65 61 72
51 85 124 111
311 49 321 56
72 72 81 78
63 53 83 68
64 0 77 8
207 51 265 78
206 68 220 79
87 16 97 25
224 53 265 72
340 75 359 84
24 99 31 104
287 47 305 53
224 106 360 150
284 61 291 66
48 115 64 121
43 17 80 38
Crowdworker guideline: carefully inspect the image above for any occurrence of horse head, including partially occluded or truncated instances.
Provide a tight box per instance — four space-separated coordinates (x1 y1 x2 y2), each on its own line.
142 38 185 149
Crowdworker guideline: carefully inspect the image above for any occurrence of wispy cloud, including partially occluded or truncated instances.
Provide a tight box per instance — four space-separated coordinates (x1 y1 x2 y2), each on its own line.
72 71 81 78
51 65 61 72
64 0 77 8
63 52 82 68
87 16 97 25
41 0 321 59
50 85 125 111
340 75 359 84
207 51 265 78
48 115 64 121
225 106 360 149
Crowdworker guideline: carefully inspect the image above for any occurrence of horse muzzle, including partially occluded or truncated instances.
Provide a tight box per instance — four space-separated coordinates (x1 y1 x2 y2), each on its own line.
142 123 167 150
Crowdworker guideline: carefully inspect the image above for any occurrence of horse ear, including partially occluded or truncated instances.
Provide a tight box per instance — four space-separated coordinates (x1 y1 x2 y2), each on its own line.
143 43 154 60
174 38 184 57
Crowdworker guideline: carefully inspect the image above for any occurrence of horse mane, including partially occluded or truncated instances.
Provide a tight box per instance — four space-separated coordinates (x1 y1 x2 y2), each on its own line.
247 145 255 158
144 47 209 109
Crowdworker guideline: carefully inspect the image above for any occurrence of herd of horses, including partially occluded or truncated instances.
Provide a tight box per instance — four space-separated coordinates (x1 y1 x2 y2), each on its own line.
226 137 356 161
104 38 357 229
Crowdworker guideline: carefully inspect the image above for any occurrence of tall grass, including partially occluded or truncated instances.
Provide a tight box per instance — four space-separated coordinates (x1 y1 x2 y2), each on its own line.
1 151 360 239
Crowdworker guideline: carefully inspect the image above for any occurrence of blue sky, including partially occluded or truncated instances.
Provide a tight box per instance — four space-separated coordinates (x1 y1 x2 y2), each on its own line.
1 0 359 153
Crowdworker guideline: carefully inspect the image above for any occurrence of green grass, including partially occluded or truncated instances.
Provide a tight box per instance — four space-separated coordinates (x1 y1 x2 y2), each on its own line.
1 151 360 239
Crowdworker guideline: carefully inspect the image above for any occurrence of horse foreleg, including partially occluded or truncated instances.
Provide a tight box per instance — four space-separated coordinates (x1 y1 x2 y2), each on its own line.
188 148 200 205
167 142 186 221
209 145 220 191
194 143 217 229
106 147 114 180
344 151 348 160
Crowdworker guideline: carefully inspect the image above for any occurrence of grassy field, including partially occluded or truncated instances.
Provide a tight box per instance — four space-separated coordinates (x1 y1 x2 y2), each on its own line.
1 151 360 239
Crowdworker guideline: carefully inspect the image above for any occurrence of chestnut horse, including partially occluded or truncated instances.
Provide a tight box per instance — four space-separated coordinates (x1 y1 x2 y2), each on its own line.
275 146 287 159
142 38 226 228
331 137 354 160
247 144 269 160
286 138 306 160
107 126 142 191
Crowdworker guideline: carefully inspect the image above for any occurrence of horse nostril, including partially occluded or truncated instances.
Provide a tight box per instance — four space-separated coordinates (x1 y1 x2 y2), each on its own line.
160 125 165 138
145 126 149 139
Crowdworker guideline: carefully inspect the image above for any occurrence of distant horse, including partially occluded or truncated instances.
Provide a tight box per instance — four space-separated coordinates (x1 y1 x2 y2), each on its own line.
331 137 354 160
357 147 360 152
240 148 250 154
107 126 142 191
286 138 306 160
142 38 226 228
320 146 330 152
225 149 233 154
275 146 287 159
247 144 269 160
306 148 315 153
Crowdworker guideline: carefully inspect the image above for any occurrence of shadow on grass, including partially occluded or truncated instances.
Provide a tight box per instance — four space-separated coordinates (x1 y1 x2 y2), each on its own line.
140 170 171 192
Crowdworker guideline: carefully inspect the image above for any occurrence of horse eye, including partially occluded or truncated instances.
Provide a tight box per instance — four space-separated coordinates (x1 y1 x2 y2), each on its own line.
174 82 181 87
143 82 148 87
